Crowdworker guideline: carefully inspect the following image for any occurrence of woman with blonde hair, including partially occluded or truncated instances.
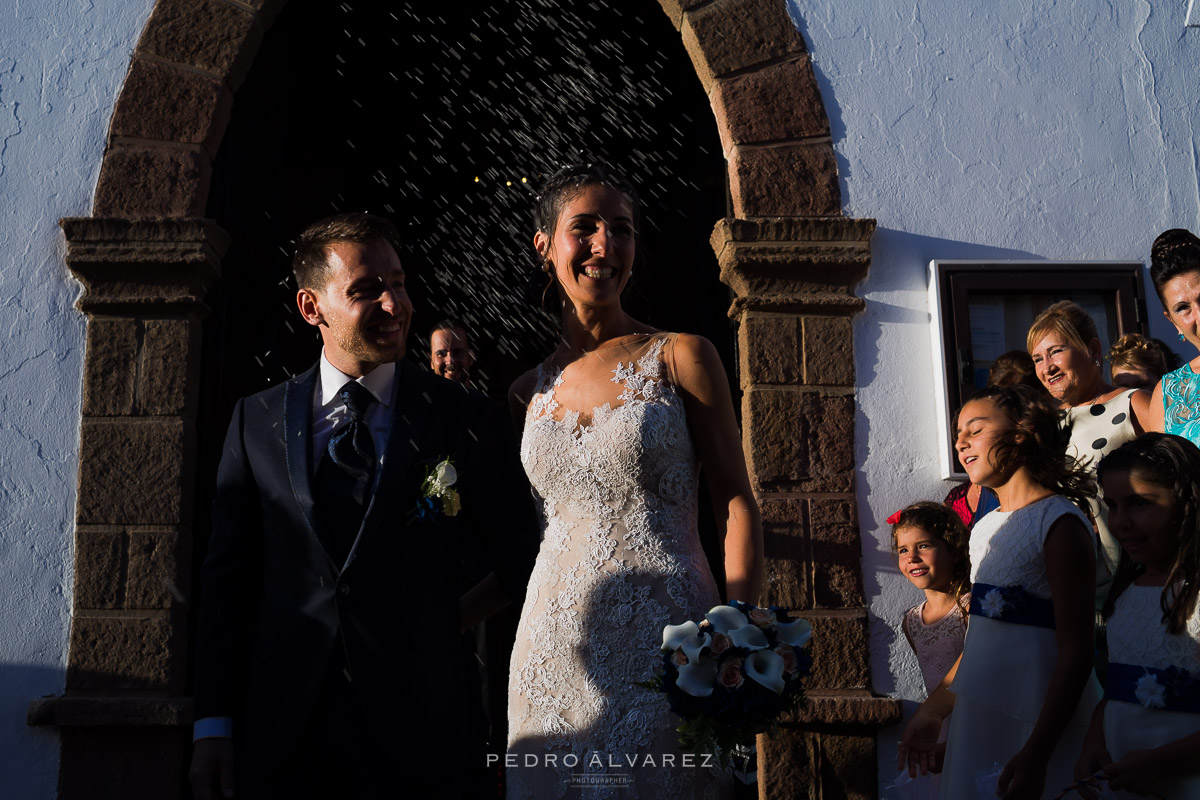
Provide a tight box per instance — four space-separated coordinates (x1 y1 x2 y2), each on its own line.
1027 300 1152 584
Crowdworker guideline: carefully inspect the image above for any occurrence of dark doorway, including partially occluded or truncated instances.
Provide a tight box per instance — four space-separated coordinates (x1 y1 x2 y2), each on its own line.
202 0 728 405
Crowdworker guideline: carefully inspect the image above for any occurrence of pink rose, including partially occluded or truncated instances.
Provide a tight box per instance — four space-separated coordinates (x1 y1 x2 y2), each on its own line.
717 658 744 690
774 645 799 676
673 648 688 666
748 607 777 629
709 632 732 656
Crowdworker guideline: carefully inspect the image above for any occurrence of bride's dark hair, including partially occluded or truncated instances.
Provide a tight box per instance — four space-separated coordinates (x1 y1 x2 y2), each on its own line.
532 163 643 311
533 163 641 237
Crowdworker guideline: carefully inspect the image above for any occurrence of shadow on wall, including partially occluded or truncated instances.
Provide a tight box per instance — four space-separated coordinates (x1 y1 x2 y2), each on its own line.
854 229 1039 695
1 662 65 799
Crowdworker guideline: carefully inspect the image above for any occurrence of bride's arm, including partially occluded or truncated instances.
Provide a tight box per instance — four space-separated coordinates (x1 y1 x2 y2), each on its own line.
671 333 764 604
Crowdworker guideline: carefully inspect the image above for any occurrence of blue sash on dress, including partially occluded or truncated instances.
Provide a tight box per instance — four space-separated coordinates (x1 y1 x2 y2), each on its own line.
969 582 1056 629
1106 662 1200 712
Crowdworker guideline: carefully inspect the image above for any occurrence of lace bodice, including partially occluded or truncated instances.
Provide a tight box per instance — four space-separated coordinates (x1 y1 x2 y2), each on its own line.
903 596 970 695
1108 584 1200 672
1163 363 1200 446
507 333 726 800
969 495 1090 599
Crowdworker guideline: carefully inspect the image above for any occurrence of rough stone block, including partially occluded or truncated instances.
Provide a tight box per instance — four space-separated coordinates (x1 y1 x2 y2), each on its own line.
136 0 258 79
93 144 209 217
740 314 800 387
78 419 186 525
803 315 855 387
712 57 829 152
682 0 805 91
74 527 125 609
138 318 198 417
760 727 818 799
59 727 189 800
760 497 809 607
809 498 864 608
816 731 877 800
111 58 231 155
807 615 870 690
657 0 708 29
67 615 180 691
127 529 186 609
83 318 138 416
728 143 841 218
745 390 855 491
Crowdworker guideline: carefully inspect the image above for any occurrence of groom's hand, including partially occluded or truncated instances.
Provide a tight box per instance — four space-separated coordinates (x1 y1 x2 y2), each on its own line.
190 738 235 799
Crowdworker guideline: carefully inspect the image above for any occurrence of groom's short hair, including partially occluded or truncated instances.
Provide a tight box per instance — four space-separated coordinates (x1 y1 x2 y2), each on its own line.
292 212 403 291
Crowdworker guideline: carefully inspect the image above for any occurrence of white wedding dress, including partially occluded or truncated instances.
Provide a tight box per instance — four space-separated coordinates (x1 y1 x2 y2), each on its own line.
506 333 730 799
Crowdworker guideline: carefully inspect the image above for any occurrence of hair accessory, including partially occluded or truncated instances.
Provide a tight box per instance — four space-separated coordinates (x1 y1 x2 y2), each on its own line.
1094 360 1101 367
886 510 903 525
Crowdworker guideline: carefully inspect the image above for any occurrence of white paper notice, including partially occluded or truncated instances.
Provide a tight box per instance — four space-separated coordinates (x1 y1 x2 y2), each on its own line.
969 298 1007 362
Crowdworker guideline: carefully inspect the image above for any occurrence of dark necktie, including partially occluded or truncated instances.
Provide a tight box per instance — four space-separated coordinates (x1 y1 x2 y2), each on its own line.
315 381 377 565
327 381 377 502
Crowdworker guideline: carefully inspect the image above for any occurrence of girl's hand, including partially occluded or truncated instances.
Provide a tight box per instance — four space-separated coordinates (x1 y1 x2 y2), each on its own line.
897 707 943 778
1104 749 1168 797
1074 700 1111 786
997 747 1047 800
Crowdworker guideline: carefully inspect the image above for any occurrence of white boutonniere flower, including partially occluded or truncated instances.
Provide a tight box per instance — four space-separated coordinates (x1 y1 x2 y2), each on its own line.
1135 672 1168 709
980 588 1009 619
414 458 461 520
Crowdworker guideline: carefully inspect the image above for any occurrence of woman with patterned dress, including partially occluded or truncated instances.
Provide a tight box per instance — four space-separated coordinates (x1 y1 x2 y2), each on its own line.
505 164 763 799
1146 228 1200 446
1027 301 1152 592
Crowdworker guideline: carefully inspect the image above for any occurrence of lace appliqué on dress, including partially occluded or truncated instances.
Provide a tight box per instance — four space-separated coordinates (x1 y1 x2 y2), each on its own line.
508 335 727 800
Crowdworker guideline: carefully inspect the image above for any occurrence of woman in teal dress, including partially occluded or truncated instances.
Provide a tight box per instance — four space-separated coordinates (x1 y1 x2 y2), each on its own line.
1146 228 1200 445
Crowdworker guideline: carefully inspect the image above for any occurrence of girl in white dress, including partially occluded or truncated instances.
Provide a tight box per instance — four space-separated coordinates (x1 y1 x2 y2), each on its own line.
505 164 763 799
890 502 972 799
1072 433 1200 797
897 385 1102 799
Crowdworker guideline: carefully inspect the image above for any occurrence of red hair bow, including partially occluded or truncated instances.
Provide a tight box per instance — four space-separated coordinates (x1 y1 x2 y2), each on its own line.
886 510 903 525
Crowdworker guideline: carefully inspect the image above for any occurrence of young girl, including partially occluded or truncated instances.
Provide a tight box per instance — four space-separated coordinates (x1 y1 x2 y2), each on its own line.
892 502 972 702
1073 433 1200 798
890 502 972 798
898 384 1103 799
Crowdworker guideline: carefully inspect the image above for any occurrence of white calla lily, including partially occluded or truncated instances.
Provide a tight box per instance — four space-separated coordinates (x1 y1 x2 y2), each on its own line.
705 605 749 634
435 461 457 487
729 624 769 650
681 632 711 664
776 618 813 647
745 649 786 694
676 658 719 697
662 621 700 652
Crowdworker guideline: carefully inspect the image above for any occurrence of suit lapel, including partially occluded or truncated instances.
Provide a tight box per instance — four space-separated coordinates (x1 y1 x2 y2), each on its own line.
284 365 329 561
346 359 431 566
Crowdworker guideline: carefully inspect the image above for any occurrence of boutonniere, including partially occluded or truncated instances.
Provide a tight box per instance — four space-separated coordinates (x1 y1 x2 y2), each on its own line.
412 458 461 522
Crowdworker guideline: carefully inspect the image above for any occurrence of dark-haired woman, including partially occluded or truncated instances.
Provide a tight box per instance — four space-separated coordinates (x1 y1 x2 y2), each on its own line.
1146 228 1200 446
505 164 762 798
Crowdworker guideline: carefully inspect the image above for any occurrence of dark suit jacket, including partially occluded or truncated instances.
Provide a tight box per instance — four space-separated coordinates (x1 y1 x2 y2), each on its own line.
193 358 537 779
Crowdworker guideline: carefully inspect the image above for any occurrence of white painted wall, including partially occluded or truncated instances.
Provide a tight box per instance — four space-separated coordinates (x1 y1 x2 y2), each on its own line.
787 0 1199 791
0 1 153 796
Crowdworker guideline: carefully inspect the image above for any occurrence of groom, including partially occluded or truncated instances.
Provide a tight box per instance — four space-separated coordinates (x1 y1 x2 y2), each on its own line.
190 213 537 799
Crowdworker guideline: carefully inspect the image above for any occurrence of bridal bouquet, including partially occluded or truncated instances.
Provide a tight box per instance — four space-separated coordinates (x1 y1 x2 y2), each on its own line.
638 601 812 764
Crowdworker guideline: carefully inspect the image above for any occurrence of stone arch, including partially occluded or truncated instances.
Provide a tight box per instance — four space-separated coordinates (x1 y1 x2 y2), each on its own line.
39 1 896 798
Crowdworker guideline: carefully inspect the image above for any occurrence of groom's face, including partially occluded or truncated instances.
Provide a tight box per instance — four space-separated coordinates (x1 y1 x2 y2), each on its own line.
298 238 413 377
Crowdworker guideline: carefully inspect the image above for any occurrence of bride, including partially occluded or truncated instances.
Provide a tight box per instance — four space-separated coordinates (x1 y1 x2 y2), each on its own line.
506 164 763 799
